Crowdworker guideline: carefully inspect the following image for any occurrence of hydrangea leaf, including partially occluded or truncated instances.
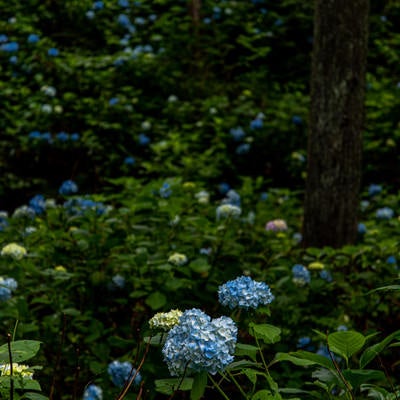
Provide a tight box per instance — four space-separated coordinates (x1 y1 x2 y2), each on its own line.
248 323 281 344
327 331 366 361
145 291 167 310
360 329 400 368
251 389 281 399
155 378 193 395
190 371 207 400
0 340 41 364
235 343 259 361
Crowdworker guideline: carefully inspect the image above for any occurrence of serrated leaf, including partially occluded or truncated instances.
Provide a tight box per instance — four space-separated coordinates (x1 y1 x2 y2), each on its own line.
274 352 317 367
145 291 167 310
249 323 281 344
284 350 334 369
360 329 400 368
0 341 41 364
155 378 193 395
252 389 281 400
328 331 366 361
235 343 259 361
342 369 385 389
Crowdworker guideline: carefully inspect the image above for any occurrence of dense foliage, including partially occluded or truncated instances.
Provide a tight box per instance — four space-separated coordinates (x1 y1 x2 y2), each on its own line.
0 0 400 399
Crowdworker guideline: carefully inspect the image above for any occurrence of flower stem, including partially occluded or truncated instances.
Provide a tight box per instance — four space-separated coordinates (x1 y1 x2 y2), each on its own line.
226 370 249 399
209 374 230 400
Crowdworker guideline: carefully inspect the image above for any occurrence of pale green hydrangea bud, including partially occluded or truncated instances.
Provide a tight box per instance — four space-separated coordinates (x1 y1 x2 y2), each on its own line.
149 309 183 331
0 363 33 379
1 243 27 260
168 253 188 266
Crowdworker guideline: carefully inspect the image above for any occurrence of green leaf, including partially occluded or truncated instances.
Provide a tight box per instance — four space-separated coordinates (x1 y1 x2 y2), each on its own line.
274 352 317 367
248 323 281 344
252 389 281 400
342 369 385 389
23 393 49 400
155 378 193 395
360 329 400 368
0 376 41 391
0 341 41 364
189 258 211 274
283 351 334 369
145 292 167 310
328 331 366 361
243 368 258 385
235 343 259 362
190 371 207 400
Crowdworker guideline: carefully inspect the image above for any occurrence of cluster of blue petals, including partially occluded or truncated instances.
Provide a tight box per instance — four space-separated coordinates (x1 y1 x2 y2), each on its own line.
292 264 311 285
218 276 274 309
0 278 18 302
107 360 141 388
59 180 79 196
83 384 103 400
63 197 107 216
162 308 237 376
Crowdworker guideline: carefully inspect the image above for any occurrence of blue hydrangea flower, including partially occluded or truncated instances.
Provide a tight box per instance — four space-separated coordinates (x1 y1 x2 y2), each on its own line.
319 270 333 283
292 264 311 286
386 256 397 265
222 190 241 207
249 118 263 130
111 274 125 289
108 97 119 106
27 34 39 43
118 0 130 7
236 143 251 155
162 309 237 376
83 384 103 400
29 194 46 215
124 156 135 166
9 56 17 64
0 278 18 302
0 34 8 43
376 207 394 220
28 131 41 139
296 336 314 351
47 48 59 56
159 183 172 198
134 17 146 25
0 212 8 231
56 132 69 141
138 133 150 146
292 115 302 125
92 1 104 9
70 133 80 141
218 276 274 309
118 14 131 27
358 223 367 235
59 180 78 196
199 247 212 256
41 132 53 143
218 182 230 195
86 10 95 19
64 197 108 216
293 232 302 243
229 127 245 141
108 360 141 388
0 286 12 302
368 184 382 197
1 42 19 52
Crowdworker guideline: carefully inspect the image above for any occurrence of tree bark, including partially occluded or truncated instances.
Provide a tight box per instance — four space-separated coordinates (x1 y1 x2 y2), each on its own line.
303 0 369 248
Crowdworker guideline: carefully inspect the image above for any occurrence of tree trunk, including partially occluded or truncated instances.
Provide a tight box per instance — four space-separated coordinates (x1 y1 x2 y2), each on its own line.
302 0 369 248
